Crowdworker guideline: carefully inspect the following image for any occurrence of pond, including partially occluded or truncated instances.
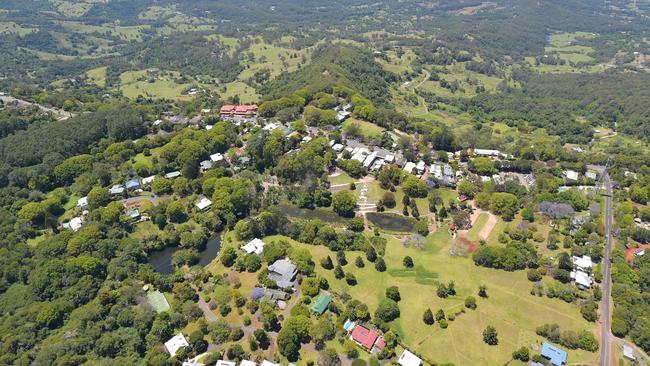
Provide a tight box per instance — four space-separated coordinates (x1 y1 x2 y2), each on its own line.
147 233 222 274
366 212 417 232
280 204 351 225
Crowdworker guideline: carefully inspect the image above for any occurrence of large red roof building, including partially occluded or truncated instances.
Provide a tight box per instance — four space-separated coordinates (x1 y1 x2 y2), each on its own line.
220 105 258 116
350 325 379 350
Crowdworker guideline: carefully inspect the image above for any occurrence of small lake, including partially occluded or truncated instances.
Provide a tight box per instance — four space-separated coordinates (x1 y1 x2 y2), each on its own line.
367 212 417 232
147 233 222 274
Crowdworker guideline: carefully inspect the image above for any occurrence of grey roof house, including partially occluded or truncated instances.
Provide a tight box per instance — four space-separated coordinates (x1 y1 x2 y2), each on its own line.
268 259 298 288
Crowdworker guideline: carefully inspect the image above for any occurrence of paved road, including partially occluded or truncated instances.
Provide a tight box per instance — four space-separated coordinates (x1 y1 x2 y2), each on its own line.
600 175 613 366
0 95 73 120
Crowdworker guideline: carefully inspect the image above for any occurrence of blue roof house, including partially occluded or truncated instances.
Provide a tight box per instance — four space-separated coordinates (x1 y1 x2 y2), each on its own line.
541 342 567 366
125 179 141 190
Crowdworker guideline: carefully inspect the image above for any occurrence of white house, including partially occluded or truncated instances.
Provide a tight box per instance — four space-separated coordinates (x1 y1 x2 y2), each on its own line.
474 148 501 157
165 171 181 179
397 350 422 366
572 255 593 270
216 361 236 366
415 161 426 174
570 270 593 289
164 333 189 357
195 197 212 211
77 196 88 209
261 361 280 366
403 162 417 174
563 170 579 181
240 361 256 366
70 217 84 232
109 184 125 195
242 238 265 255
142 175 156 185
210 153 224 162
623 344 635 360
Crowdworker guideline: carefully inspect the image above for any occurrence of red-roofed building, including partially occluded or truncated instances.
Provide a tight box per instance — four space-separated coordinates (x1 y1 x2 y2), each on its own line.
375 337 386 350
350 325 379 350
220 105 258 122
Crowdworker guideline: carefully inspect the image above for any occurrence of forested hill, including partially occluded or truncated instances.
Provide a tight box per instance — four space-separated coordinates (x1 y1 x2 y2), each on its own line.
259 44 397 106
465 72 650 143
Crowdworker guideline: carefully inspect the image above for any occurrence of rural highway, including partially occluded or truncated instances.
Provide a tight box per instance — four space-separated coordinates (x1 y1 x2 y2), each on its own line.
0 95 73 120
600 174 613 366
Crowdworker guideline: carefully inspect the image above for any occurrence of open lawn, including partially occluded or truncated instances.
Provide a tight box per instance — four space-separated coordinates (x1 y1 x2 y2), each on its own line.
263 232 597 365
86 67 107 87
120 70 195 100
219 81 260 104
0 21 37 36
466 212 488 241
343 118 385 139
238 38 314 80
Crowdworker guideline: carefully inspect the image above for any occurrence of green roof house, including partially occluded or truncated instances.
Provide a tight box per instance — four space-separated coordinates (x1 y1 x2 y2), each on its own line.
311 293 332 315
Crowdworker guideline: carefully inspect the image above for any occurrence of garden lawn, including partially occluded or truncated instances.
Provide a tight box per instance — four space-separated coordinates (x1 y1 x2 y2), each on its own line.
343 118 385 139
265 231 597 366
466 212 488 241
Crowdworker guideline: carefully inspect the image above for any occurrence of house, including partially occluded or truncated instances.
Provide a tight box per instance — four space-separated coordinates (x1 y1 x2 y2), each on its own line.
397 350 422 366
570 270 593 289
153 119 163 126
216 361 236 366
571 216 587 232
205 125 213 130
164 171 181 179
585 171 598 180
199 160 213 172
311 292 332 315
623 344 635 360
142 175 156 186
633 248 645 257
240 361 256 366
239 156 251 166
126 208 141 221
403 162 417 175
431 164 443 179
572 255 592 270
473 148 501 157
350 324 379 350
182 362 204 366
363 152 378 169
241 238 264 255
540 342 567 366
109 184 125 195
70 217 84 232
242 238 265 255
260 361 280 366
220 105 258 122
210 153 225 163
195 197 212 211
169 115 190 124
164 333 189 357
263 121 283 132
332 143 344 152
268 259 298 288
259 288 289 302
563 170 579 182
125 179 141 191
415 161 426 175
77 196 88 209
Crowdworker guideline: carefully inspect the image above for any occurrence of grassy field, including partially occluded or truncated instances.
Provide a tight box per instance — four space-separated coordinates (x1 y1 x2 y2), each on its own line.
545 32 597 64
267 233 597 365
377 48 418 75
120 70 194 100
0 21 37 36
238 38 314 80
58 21 149 41
466 212 488 241
86 67 107 87
219 81 260 103
343 118 385 139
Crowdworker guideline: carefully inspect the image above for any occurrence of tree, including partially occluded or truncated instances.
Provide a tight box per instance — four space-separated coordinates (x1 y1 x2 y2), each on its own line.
254 329 270 349
166 201 186 223
470 157 496 175
403 256 414 268
334 265 345 279
478 285 488 298
345 272 357 285
452 210 471 230
382 192 396 208
318 348 341 366
366 246 377 262
512 347 530 361
336 251 347 266
527 268 542 282
489 192 519 220
435 309 445 321
423 308 434 325
221 247 237 267
151 177 173 195
465 296 477 309
226 344 246 362
375 298 400 322
355 256 364 268
403 175 427 197
385 286 401 302
457 180 477 198
483 326 498 345
332 191 357 217
375 257 386 272
348 217 365 232
87 186 109 209
321 255 334 270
